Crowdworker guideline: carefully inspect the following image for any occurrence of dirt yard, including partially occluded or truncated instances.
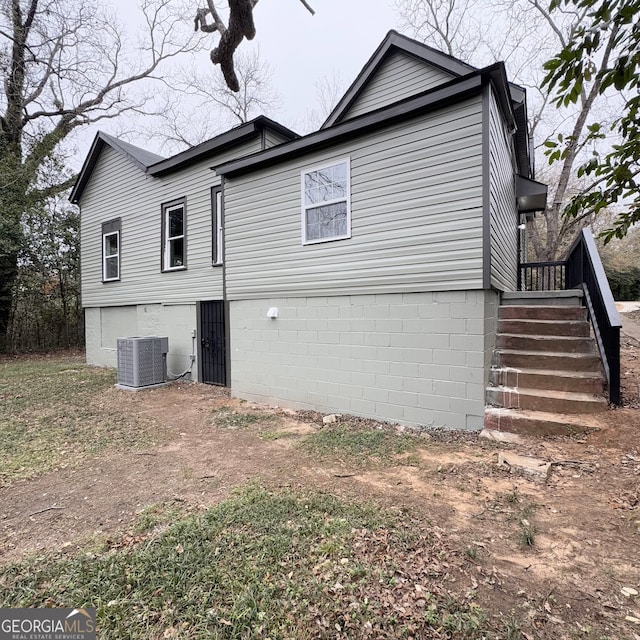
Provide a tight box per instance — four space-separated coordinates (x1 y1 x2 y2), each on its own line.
1 314 640 638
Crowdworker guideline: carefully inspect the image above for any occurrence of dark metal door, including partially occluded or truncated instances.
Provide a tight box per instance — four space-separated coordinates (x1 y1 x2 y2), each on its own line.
200 301 227 385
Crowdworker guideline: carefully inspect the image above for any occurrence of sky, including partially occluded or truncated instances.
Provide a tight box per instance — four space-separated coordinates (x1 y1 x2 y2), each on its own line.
86 0 402 158
250 0 400 125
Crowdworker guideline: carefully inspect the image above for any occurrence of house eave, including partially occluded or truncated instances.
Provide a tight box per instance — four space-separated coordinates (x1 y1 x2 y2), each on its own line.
70 132 165 204
69 117 299 204
148 116 299 176
217 72 489 178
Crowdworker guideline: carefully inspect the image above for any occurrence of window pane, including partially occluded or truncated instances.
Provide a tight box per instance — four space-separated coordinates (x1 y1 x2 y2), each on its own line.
332 162 347 183
104 233 118 256
105 255 119 279
304 162 348 206
168 207 183 238
170 238 184 267
306 202 348 241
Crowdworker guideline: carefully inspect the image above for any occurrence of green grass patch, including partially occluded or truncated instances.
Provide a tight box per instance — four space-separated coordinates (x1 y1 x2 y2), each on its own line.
0 358 163 486
133 502 188 535
300 423 418 466
0 485 514 639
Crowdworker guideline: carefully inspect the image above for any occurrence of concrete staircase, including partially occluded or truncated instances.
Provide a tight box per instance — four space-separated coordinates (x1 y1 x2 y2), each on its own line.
484 291 608 436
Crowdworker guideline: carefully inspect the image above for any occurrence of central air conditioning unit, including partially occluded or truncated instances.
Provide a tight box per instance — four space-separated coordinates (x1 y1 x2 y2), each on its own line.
116 336 169 389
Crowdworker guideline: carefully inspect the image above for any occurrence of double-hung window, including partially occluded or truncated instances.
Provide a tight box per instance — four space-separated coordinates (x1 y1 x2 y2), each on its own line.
301 158 351 244
102 218 121 282
162 198 186 271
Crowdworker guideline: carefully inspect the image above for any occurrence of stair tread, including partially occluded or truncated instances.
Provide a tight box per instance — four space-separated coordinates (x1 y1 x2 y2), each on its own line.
487 386 607 403
499 333 591 340
500 318 588 323
484 406 602 428
495 348 597 357
490 366 603 378
500 305 584 310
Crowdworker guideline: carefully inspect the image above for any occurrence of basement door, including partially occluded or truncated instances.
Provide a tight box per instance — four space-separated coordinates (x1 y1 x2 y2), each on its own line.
199 300 227 386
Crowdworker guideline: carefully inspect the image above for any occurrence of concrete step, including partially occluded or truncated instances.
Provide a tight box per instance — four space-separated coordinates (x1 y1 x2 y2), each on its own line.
494 349 601 371
489 367 605 394
499 305 587 321
483 407 602 437
486 386 608 414
495 333 595 353
502 290 583 306
498 318 590 337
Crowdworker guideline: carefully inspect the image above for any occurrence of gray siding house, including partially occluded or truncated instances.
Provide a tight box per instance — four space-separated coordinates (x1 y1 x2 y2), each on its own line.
71 31 547 430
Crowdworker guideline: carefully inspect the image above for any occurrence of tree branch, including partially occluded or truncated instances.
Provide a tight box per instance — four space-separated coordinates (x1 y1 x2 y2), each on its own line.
196 0 314 91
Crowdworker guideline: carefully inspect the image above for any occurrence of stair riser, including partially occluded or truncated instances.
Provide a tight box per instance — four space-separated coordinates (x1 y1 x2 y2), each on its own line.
496 335 595 353
486 388 607 414
498 319 590 337
483 410 598 437
494 351 601 371
499 306 587 321
489 369 605 394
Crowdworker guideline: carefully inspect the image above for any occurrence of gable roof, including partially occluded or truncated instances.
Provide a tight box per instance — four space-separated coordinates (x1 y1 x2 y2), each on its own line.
217 62 517 178
318 30 533 178
69 132 165 204
147 116 298 176
322 30 476 129
70 116 299 204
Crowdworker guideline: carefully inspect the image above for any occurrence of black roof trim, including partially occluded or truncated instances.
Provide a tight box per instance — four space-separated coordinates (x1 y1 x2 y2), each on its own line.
70 116 299 204
217 70 499 178
322 30 477 129
70 132 165 204
147 116 298 176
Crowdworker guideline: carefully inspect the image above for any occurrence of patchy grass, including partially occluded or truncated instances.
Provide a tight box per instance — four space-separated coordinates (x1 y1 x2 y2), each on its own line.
0 358 162 486
211 407 277 430
0 485 517 639
133 502 189 535
300 423 418 466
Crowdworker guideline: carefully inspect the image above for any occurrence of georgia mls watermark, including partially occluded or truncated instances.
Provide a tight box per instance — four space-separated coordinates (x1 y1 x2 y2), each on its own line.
0 608 96 640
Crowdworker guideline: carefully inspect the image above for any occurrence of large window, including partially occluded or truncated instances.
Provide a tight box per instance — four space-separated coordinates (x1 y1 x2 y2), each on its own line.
102 218 121 282
162 198 186 271
301 158 351 244
211 186 223 266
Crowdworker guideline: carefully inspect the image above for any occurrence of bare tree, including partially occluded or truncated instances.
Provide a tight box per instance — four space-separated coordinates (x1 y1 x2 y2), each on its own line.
0 0 205 349
208 47 279 125
136 47 280 152
194 0 315 92
395 0 623 261
395 0 482 59
302 70 347 133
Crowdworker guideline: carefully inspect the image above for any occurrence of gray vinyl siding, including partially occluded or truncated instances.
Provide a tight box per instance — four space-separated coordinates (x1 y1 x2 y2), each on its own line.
343 51 455 122
263 129 294 148
224 96 484 299
80 139 261 308
488 89 518 291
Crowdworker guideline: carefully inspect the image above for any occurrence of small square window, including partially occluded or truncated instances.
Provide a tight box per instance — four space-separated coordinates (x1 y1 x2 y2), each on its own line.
301 159 351 244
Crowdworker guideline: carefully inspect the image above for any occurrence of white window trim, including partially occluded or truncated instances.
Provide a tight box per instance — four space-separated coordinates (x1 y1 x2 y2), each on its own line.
301 157 351 245
102 230 120 282
163 201 186 271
